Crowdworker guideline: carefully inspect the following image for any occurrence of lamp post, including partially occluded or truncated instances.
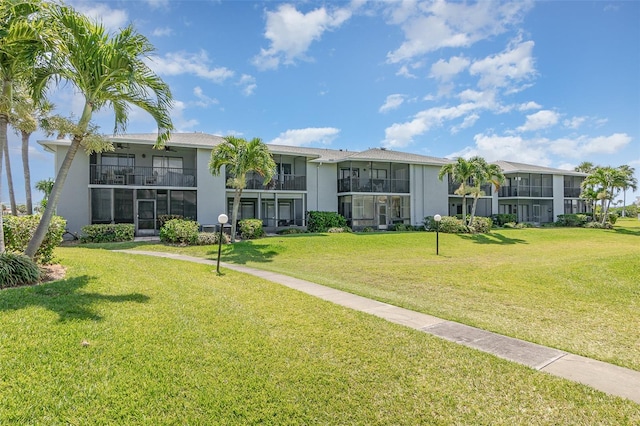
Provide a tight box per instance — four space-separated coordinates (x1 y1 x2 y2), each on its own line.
434 214 442 255
216 213 228 275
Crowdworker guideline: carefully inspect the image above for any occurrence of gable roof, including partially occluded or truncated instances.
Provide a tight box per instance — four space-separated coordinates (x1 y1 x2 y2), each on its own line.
494 160 587 176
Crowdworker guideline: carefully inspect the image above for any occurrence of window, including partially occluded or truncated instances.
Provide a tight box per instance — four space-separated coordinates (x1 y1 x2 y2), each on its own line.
91 189 112 223
114 189 134 223
101 153 134 169
153 156 183 175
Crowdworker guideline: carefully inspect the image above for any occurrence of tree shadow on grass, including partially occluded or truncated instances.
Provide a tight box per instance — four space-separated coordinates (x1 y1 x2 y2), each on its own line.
457 233 528 245
611 227 640 237
205 241 279 265
0 275 150 322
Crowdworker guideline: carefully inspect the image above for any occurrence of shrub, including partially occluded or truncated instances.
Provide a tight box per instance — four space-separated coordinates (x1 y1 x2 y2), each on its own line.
361 226 374 233
504 222 531 229
160 219 199 245
492 214 517 227
0 252 40 289
277 228 306 235
158 214 183 228
306 211 347 233
424 216 468 233
555 214 589 227
196 232 230 245
469 217 493 234
80 224 135 243
238 219 265 239
585 221 613 229
3 215 66 264
607 212 618 224
390 223 414 232
327 227 352 233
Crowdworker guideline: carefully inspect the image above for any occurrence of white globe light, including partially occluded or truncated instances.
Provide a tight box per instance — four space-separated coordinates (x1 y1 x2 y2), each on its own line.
434 214 442 222
218 214 229 224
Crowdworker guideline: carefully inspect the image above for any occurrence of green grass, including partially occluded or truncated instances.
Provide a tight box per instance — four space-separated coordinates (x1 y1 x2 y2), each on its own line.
1 248 639 423
126 218 640 372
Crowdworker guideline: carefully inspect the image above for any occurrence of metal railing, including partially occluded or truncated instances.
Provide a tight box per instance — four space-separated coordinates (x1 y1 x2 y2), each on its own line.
338 178 410 193
233 172 307 191
498 187 553 197
90 165 196 187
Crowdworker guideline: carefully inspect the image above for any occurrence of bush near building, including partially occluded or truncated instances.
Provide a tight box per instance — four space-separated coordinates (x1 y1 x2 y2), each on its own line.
3 215 66 264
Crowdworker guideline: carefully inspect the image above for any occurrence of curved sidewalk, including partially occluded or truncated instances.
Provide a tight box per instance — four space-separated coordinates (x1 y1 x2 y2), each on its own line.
121 250 640 405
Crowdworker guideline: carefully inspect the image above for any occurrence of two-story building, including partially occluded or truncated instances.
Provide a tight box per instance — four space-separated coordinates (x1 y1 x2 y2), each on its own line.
39 132 588 236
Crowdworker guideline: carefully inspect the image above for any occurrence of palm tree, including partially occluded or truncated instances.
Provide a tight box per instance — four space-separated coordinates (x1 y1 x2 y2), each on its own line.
582 166 636 225
25 5 173 258
438 157 476 222
35 177 53 210
576 162 598 220
617 165 637 217
10 85 53 214
209 136 276 241
467 156 504 226
0 0 48 251
3 135 17 214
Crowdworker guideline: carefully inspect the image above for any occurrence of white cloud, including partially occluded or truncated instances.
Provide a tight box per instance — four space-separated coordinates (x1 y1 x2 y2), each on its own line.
518 101 541 111
469 133 551 164
152 27 174 37
148 51 234 83
269 127 340 146
379 94 406 113
451 113 479 134
237 74 257 96
171 100 199 132
396 65 417 79
563 116 587 129
382 102 478 148
253 4 354 70
517 110 560 132
193 87 218 107
430 55 470 81
386 0 533 63
71 2 128 31
469 39 536 89
145 0 169 9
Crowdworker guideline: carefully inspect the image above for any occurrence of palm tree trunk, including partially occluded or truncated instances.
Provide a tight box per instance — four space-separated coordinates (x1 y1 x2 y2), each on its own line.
231 188 242 242
3 137 17 215
22 131 32 215
25 136 82 258
469 196 479 227
0 113 6 252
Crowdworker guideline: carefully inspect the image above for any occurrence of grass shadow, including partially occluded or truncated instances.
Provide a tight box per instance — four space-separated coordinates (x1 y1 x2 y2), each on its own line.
611 227 640 237
206 241 279 265
0 275 150 322
457 232 528 245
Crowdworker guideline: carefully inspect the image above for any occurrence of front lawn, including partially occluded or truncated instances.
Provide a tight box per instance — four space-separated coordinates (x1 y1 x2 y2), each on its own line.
1 248 638 423
129 219 640 371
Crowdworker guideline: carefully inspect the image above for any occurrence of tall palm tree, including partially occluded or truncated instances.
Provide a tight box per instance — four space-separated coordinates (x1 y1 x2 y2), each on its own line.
576 162 598 220
9 86 52 215
0 0 48 251
3 135 17 214
438 157 476 222
209 136 276 241
25 5 173 258
582 166 635 225
617 165 637 217
467 156 504 227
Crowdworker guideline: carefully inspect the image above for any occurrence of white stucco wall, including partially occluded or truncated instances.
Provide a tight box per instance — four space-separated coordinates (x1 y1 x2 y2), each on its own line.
308 162 337 212
196 148 227 225
54 147 90 234
552 175 565 221
411 164 448 225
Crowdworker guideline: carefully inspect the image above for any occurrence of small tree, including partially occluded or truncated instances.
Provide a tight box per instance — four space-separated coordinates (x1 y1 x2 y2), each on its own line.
209 136 276 241
438 158 476 223
35 177 54 210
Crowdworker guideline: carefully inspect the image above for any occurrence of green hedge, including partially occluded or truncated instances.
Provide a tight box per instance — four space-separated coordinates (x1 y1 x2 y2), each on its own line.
0 252 41 289
555 214 590 227
3 215 66 264
469 217 493 234
491 214 517 227
239 219 265 239
196 232 230 245
160 219 199 245
306 211 347 233
80 224 135 243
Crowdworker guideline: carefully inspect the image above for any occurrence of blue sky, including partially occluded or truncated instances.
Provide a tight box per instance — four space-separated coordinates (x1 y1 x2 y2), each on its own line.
6 0 639 205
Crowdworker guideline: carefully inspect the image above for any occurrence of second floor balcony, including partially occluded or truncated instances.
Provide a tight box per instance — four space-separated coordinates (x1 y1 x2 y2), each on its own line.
232 172 307 191
90 165 196 187
499 186 553 197
338 178 410 193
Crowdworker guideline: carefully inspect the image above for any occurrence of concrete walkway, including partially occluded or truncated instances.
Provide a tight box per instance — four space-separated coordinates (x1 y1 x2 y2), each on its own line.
120 250 640 405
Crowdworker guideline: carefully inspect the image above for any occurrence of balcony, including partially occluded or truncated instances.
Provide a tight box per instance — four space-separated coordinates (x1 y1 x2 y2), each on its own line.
233 172 307 191
338 178 410 193
90 165 196 187
448 183 492 196
498 187 553 197
564 187 582 198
